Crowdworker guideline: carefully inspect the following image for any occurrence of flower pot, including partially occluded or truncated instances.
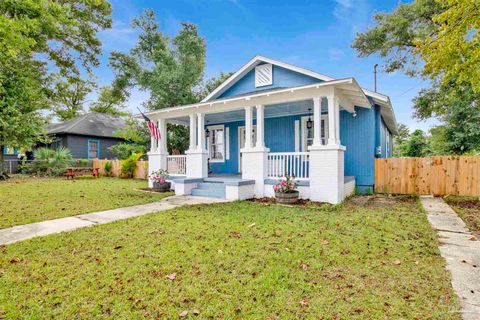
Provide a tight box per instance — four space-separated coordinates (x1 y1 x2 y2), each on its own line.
275 190 299 204
153 181 171 192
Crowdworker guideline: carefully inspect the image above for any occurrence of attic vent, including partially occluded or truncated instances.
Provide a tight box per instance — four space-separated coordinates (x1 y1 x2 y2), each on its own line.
255 64 273 87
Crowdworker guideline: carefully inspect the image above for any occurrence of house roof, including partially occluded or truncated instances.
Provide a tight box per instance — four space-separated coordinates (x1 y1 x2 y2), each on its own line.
146 78 371 123
47 113 126 138
202 55 398 134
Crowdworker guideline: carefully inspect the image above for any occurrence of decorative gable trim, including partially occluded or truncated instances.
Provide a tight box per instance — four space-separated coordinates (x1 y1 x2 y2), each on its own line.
255 63 273 87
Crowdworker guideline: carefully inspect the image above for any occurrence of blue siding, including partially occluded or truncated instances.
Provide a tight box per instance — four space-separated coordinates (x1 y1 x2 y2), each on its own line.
341 108 376 191
374 105 393 158
216 65 322 100
209 106 381 193
209 115 303 174
209 121 241 174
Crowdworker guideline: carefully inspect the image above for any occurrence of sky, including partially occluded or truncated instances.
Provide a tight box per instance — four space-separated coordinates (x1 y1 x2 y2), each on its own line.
91 0 437 132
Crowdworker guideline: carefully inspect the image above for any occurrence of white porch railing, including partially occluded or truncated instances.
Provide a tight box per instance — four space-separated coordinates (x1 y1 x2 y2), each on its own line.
166 155 186 175
267 152 310 180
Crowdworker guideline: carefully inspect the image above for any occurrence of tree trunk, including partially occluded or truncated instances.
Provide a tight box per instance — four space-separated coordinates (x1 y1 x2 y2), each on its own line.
0 145 5 170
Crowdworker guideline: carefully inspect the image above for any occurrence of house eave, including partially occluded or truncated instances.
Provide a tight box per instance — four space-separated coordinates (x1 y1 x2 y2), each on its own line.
143 78 371 120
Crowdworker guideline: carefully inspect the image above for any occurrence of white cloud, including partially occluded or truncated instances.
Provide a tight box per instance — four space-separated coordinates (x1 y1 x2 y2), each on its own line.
333 0 369 34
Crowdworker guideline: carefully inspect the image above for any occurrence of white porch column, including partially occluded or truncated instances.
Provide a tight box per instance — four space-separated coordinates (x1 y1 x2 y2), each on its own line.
241 105 269 198
158 118 167 153
335 97 341 145
188 114 197 151
255 104 265 148
244 106 253 149
312 97 323 146
185 112 208 179
147 117 168 188
197 113 206 151
327 95 340 145
308 93 345 204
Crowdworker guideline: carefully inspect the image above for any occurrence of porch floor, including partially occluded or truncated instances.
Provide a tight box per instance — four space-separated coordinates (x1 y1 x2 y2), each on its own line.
205 174 243 183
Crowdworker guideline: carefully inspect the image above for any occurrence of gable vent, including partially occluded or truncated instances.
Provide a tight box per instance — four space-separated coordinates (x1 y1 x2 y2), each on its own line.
255 64 273 87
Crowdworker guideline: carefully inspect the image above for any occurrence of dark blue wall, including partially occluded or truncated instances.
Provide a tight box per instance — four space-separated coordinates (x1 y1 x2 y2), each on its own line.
42 134 123 159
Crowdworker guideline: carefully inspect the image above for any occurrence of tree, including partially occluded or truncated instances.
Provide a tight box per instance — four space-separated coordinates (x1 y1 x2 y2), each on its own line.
0 0 112 165
0 58 49 164
403 129 428 157
109 9 206 110
393 123 410 157
417 0 480 93
110 118 150 160
414 81 480 154
197 72 234 101
352 0 442 76
89 85 128 116
51 76 94 121
427 125 450 156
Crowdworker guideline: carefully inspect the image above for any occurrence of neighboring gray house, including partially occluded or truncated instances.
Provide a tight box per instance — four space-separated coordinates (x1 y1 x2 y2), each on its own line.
44 113 126 159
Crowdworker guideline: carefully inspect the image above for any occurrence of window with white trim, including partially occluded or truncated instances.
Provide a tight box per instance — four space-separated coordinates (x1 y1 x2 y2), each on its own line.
301 116 328 151
88 140 99 159
207 125 224 162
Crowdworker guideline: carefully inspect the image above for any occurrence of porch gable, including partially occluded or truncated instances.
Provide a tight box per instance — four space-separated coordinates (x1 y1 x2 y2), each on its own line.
216 64 323 100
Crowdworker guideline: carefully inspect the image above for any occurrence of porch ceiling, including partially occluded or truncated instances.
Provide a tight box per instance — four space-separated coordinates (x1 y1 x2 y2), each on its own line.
168 100 330 125
146 78 371 122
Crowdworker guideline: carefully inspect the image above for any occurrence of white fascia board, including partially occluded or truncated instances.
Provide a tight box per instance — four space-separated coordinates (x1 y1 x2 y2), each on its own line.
146 78 370 121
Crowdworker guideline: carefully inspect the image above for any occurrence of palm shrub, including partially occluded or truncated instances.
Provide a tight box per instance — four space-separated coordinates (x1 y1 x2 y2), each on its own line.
104 161 113 177
120 153 143 178
28 147 73 176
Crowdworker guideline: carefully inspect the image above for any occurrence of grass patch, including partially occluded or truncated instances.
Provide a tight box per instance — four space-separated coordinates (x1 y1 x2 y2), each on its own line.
444 196 480 235
0 197 460 319
0 176 172 228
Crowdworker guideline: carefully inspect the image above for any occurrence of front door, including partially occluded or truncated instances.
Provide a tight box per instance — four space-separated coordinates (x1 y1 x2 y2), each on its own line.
238 126 256 173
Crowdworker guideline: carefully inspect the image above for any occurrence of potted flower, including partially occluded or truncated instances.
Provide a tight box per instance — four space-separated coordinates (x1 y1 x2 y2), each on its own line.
273 175 299 204
150 169 171 192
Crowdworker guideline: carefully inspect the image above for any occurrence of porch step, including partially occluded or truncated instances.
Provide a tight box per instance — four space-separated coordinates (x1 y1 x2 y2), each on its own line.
191 181 226 199
197 182 225 190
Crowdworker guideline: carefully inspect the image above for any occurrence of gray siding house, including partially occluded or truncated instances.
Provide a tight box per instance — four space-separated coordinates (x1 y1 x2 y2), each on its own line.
44 113 126 159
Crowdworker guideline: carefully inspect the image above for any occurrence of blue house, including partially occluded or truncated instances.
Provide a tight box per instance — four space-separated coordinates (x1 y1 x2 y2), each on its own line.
43 113 126 160
146 56 397 204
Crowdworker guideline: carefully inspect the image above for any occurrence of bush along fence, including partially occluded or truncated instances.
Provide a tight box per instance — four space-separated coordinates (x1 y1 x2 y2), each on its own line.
375 156 480 196
93 160 148 179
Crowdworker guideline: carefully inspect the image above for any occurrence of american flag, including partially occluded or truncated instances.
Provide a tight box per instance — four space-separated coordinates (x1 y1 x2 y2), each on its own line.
139 109 160 140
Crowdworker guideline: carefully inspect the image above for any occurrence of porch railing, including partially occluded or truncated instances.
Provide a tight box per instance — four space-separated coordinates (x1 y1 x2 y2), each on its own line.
267 152 310 180
166 155 186 175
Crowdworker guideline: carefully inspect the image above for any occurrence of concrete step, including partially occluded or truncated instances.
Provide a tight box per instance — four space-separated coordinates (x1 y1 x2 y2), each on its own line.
191 188 225 199
197 182 226 190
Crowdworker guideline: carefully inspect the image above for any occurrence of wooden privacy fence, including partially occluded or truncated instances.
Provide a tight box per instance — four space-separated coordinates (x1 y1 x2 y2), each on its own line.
375 156 480 196
92 160 148 180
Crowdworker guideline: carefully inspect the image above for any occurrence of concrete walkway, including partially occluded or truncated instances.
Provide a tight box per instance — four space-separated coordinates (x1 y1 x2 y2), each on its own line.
420 196 480 320
0 196 229 245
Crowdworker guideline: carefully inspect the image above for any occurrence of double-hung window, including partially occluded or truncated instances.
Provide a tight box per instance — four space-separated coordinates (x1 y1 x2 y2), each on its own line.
301 116 328 151
88 140 99 159
207 125 224 162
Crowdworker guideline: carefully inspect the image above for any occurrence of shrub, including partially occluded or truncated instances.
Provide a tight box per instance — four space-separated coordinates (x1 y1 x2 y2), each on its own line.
70 159 90 167
120 153 143 178
28 147 73 176
104 161 113 177
0 163 9 180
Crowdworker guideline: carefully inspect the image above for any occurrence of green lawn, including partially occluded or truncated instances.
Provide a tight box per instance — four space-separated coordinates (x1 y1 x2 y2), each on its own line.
0 176 172 228
444 196 480 235
0 197 460 319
